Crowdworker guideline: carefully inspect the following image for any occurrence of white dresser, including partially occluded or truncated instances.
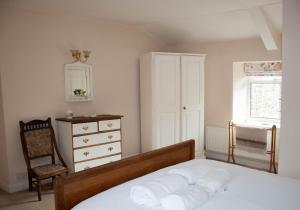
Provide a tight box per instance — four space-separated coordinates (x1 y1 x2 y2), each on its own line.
56 115 123 172
140 52 205 157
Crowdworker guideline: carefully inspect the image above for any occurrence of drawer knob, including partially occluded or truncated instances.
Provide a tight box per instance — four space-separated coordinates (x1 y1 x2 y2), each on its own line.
84 166 90 170
108 147 113 152
83 138 89 143
82 126 89 131
108 135 113 139
107 122 113 128
83 151 90 156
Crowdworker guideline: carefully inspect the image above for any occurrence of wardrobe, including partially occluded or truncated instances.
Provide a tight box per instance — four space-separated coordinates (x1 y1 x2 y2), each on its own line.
140 52 205 157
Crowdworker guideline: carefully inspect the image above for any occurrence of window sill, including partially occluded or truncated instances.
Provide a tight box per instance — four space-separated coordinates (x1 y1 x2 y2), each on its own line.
233 120 280 129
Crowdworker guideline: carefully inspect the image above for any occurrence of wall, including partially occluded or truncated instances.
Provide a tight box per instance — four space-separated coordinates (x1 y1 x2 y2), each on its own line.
278 0 300 179
0 8 166 192
169 38 282 128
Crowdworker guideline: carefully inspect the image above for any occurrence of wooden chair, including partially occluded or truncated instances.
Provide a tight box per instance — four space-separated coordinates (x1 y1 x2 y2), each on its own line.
19 117 68 201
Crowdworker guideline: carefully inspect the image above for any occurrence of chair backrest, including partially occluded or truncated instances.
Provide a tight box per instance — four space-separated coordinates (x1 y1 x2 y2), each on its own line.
20 118 55 164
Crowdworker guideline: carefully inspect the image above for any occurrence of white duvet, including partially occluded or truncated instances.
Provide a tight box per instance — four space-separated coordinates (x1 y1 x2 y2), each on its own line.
72 159 300 210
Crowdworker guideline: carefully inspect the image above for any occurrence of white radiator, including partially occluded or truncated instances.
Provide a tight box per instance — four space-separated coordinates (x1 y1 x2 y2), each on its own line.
205 126 229 154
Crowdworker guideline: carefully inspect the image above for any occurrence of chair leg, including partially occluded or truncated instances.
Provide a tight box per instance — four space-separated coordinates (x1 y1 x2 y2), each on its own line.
28 174 33 191
37 179 42 201
51 177 55 188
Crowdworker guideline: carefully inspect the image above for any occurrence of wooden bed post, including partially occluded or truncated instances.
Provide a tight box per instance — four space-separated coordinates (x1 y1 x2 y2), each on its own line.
228 120 236 163
268 125 277 173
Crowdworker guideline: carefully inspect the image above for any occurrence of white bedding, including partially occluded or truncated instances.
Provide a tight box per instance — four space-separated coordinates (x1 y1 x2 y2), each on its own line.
72 159 300 210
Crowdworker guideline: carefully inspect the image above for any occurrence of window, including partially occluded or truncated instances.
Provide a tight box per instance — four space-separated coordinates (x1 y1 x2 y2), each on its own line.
233 62 282 125
248 76 281 121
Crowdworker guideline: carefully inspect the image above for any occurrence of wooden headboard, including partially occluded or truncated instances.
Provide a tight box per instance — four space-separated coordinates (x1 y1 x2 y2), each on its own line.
54 140 195 210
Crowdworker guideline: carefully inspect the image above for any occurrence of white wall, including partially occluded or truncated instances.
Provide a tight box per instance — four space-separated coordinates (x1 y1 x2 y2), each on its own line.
278 0 300 179
0 8 166 192
232 62 249 123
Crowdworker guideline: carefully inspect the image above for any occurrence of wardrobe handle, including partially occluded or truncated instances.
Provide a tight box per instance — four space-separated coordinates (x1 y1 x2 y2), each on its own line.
183 106 186 110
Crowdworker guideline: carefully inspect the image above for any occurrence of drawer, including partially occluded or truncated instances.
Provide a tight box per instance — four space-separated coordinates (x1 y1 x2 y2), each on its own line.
72 122 98 135
74 154 121 172
74 142 121 162
99 119 120 131
73 131 121 148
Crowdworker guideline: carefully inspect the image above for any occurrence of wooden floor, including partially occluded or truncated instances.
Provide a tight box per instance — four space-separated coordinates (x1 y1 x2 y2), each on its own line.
0 189 54 210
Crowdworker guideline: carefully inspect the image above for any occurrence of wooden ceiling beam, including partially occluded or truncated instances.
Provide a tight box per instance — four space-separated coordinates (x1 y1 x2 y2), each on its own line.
249 6 279 51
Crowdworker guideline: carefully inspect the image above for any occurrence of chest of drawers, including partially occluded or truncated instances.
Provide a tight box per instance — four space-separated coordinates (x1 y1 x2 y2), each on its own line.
56 115 123 172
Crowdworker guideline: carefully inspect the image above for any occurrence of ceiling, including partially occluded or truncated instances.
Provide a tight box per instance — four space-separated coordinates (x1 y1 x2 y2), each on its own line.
0 0 282 44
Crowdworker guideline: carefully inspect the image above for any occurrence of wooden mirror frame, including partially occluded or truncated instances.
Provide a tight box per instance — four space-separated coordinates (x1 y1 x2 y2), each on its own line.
64 62 93 102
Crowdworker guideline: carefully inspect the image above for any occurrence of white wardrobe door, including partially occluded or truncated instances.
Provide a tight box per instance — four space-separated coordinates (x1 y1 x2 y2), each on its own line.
154 54 181 149
181 55 204 156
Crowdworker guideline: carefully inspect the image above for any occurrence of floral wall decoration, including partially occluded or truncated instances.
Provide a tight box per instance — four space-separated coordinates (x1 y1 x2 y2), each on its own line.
244 61 282 76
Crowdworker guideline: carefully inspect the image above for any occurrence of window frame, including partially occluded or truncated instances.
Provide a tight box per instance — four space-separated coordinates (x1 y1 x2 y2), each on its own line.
246 76 281 124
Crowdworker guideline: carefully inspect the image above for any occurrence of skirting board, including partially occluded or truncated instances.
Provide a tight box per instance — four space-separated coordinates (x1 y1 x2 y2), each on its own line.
8 182 28 193
0 179 10 193
206 150 278 170
0 178 54 193
0 180 28 193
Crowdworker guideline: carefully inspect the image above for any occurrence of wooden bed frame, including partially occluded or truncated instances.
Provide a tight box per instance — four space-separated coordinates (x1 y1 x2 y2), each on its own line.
54 140 195 210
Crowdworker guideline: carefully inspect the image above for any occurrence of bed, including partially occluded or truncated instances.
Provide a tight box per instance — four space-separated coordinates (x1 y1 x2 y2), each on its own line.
54 140 300 210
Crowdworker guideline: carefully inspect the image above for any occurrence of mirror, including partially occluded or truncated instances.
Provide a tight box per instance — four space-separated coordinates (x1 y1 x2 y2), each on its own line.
65 62 93 101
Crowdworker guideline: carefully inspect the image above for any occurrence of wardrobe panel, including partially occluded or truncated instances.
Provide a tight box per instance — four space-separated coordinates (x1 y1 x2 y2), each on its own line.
181 56 204 155
158 113 180 148
154 55 181 148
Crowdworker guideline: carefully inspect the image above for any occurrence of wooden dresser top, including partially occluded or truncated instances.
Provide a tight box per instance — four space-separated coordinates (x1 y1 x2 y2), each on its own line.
56 114 123 123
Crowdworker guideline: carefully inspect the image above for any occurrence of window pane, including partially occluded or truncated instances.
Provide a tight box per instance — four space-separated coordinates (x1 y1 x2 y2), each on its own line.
250 83 281 119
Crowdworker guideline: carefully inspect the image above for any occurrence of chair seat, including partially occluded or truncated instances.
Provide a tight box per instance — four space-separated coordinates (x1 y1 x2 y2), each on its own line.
32 164 67 179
